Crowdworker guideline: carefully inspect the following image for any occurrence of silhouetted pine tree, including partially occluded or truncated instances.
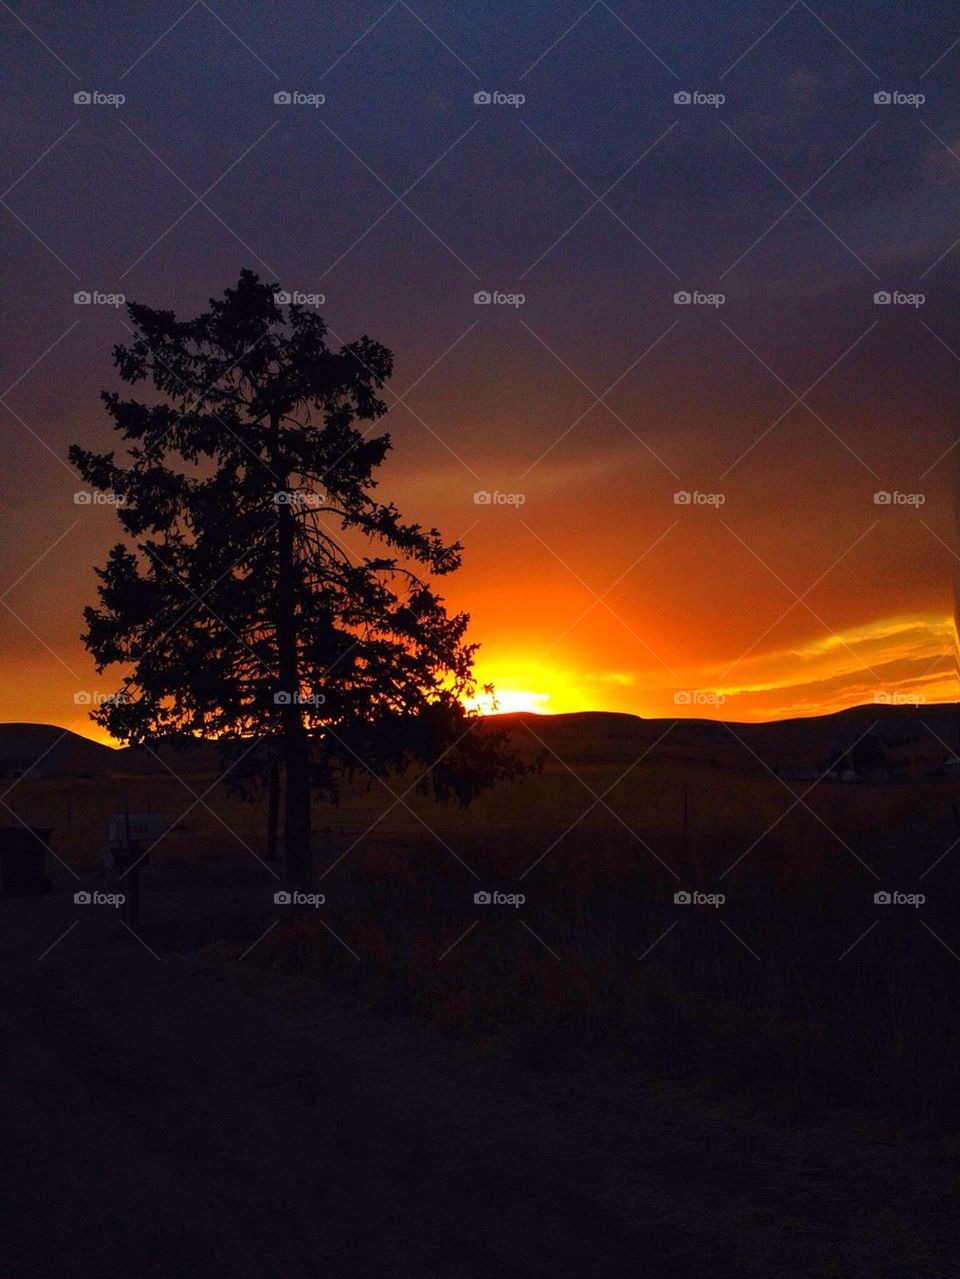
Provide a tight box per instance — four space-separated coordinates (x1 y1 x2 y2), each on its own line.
70 270 530 884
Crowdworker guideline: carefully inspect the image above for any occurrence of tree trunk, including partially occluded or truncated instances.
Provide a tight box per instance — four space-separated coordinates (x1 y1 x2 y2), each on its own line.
272 411 312 888
266 757 281 862
283 745 312 888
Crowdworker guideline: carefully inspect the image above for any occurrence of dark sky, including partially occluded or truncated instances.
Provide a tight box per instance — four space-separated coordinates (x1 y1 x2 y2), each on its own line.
2 0 959 734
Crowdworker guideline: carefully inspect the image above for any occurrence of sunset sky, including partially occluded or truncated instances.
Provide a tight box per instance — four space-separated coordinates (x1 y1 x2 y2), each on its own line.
2 0 959 740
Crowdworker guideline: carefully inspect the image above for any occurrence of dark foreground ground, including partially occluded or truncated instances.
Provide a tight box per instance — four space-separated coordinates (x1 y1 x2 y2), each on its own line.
3 857 960 1279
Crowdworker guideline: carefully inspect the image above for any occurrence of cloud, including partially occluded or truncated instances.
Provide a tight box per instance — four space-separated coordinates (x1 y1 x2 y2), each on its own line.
698 611 957 718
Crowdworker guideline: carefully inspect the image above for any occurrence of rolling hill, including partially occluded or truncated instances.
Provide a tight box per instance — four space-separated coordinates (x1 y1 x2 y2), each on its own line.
2 701 958 781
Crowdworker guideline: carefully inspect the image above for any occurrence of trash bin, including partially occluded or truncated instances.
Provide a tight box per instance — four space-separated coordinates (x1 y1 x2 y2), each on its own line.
0 826 53 896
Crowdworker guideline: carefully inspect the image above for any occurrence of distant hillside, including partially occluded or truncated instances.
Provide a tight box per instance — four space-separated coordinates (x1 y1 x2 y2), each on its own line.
0 725 223 780
0 724 119 779
491 703 960 777
4 702 959 780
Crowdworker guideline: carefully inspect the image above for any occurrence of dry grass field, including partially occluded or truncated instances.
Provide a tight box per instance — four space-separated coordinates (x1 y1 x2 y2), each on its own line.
7 711 960 1128
4 712 960 1274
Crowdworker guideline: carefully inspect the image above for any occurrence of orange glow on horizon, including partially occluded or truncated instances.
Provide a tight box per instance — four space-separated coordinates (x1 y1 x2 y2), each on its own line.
0 610 956 746
463 609 959 724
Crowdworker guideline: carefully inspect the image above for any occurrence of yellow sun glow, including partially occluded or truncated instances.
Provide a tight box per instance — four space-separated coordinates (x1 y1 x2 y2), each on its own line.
464 655 613 716
465 686 551 715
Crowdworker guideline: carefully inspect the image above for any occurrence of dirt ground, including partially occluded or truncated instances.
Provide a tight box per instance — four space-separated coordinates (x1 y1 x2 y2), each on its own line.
2 864 960 1279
